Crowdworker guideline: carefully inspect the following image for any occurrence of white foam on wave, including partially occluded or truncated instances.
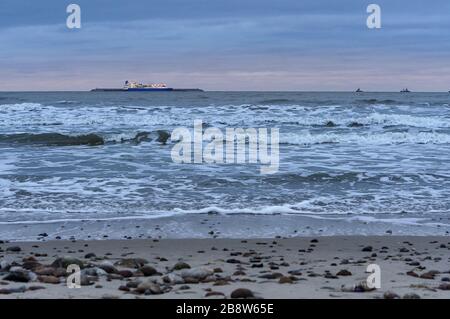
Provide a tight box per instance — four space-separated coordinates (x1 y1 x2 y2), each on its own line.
0 206 445 228
281 131 450 145
0 178 14 197
267 112 450 128
0 103 43 110
355 113 450 128
303 214 449 227
2 102 449 136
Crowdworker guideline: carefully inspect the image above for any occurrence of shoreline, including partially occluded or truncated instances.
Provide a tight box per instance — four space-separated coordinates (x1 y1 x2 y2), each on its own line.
1 236 449 299
1 213 449 242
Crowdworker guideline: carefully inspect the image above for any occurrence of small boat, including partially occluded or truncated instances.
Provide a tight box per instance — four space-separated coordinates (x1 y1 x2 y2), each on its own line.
400 88 411 93
355 88 363 93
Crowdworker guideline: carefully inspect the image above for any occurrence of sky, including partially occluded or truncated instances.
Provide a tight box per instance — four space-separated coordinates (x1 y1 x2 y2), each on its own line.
0 0 449 91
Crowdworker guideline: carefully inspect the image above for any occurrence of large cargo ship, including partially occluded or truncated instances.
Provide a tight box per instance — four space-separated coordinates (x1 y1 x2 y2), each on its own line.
91 81 203 92
124 81 173 91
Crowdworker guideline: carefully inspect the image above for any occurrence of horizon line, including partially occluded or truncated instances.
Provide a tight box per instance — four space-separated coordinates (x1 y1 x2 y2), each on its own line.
1 90 449 93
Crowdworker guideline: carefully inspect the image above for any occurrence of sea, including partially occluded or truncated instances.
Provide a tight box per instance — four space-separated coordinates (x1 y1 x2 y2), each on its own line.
0 91 449 240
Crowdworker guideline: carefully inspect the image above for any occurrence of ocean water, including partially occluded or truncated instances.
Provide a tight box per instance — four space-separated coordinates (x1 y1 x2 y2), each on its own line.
0 91 449 237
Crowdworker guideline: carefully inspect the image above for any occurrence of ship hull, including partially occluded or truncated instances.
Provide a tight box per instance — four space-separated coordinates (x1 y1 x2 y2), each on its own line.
126 88 173 91
91 88 204 92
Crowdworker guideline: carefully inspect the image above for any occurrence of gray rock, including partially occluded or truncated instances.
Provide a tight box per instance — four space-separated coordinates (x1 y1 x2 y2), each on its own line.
278 276 293 284
139 265 157 276
51 257 84 269
107 273 124 280
420 271 439 280
0 286 27 294
403 293 421 299
205 291 226 298
6 246 21 252
259 273 283 280
341 281 375 293
163 273 185 285
438 283 450 290
38 275 61 284
3 267 36 282
383 291 400 299
126 280 141 289
80 275 96 286
180 267 213 280
230 288 254 299
115 258 148 269
136 280 162 294
97 261 117 274
118 285 130 292
0 260 11 271
226 258 241 264
83 267 108 277
288 269 302 276
118 270 134 278
171 262 191 271
336 269 352 276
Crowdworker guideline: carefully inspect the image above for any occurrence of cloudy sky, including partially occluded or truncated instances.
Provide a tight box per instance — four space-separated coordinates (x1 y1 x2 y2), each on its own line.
0 0 449 91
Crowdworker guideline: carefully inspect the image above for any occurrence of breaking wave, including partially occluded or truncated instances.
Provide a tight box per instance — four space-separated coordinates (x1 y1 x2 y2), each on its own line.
272 113 450 129
281 131 450 145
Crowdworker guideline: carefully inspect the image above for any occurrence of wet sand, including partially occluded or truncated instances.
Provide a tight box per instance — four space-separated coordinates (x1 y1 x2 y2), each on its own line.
1 236 450 299
1 213 449 242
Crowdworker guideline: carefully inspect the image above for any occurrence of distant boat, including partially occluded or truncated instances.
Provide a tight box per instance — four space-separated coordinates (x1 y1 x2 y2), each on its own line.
400 88 411 93
355 88 363 93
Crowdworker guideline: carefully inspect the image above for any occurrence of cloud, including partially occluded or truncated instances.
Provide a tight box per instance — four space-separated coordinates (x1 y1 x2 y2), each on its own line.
0 0 449 90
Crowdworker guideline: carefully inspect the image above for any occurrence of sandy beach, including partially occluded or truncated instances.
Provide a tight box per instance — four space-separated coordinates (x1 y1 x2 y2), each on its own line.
1 236 449 299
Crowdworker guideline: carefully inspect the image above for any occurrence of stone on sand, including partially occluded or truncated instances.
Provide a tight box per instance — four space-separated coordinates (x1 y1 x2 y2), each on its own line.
383 291 400 299
3 267 37 283
51 257 84 269
0 286 27 294
180 267 213 281
38 275 61 284
341 281 375 293
97 261 118 274
136 280 162 294
172 262 191 271
139 265 158 276
115 258 148 269
0 260 11 271
163 273 185 285
230 288 254 299
336 269 352 276
278 276 293 284
403 293 421 299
